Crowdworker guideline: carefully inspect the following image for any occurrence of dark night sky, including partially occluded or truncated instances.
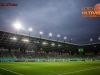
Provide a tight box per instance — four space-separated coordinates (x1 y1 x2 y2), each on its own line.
0 0 100 44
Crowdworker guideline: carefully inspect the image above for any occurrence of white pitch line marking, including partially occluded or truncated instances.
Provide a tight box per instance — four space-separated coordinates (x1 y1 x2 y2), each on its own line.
0 67 23 75
58 67 100 75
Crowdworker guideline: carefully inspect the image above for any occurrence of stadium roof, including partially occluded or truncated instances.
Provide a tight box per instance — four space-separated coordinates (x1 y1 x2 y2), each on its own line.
0 30 100 52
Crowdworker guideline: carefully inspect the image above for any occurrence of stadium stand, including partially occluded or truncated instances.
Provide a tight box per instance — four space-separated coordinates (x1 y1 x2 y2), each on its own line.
0 30 100 62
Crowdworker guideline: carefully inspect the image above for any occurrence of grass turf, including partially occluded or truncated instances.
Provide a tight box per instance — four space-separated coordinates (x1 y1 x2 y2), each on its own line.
0 61 100 75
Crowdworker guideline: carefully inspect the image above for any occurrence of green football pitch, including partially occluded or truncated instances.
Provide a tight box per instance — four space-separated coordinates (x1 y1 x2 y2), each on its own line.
0 61 100 75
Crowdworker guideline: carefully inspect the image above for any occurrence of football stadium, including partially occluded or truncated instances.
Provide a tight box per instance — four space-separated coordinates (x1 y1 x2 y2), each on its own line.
0 30 100 75
0 0 100 75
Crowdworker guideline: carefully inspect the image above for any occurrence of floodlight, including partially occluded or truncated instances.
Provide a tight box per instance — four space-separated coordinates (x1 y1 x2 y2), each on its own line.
49 33 52 36
57 35 60 41
25 39 29 42
49 33 52 40
14 22 22 29
22 38 29 42
29 28 32 32
58 44 61 46
40 31 43 38
57 35 60 37
51 43 55 46
13 37 17 40
43 42 48 45
40 31 43 35
29 28 32 36
64 37 67 39
90 38 93 41
99 37 100 40
10 37 17 40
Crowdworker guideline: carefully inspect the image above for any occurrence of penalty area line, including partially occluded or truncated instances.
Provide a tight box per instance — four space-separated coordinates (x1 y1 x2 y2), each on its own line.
0 67 23 75
58 67 100 75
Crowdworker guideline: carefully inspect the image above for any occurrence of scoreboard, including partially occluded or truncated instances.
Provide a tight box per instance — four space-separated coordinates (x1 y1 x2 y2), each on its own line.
78 48 84 53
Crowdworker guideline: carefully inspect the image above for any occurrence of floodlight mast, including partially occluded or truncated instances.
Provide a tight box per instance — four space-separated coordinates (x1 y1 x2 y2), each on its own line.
29 28 32 37
70 38 72 43
49 33 52 40
40 31 43 38
90 38 93 44
57 35 60 41
64 37 67 42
